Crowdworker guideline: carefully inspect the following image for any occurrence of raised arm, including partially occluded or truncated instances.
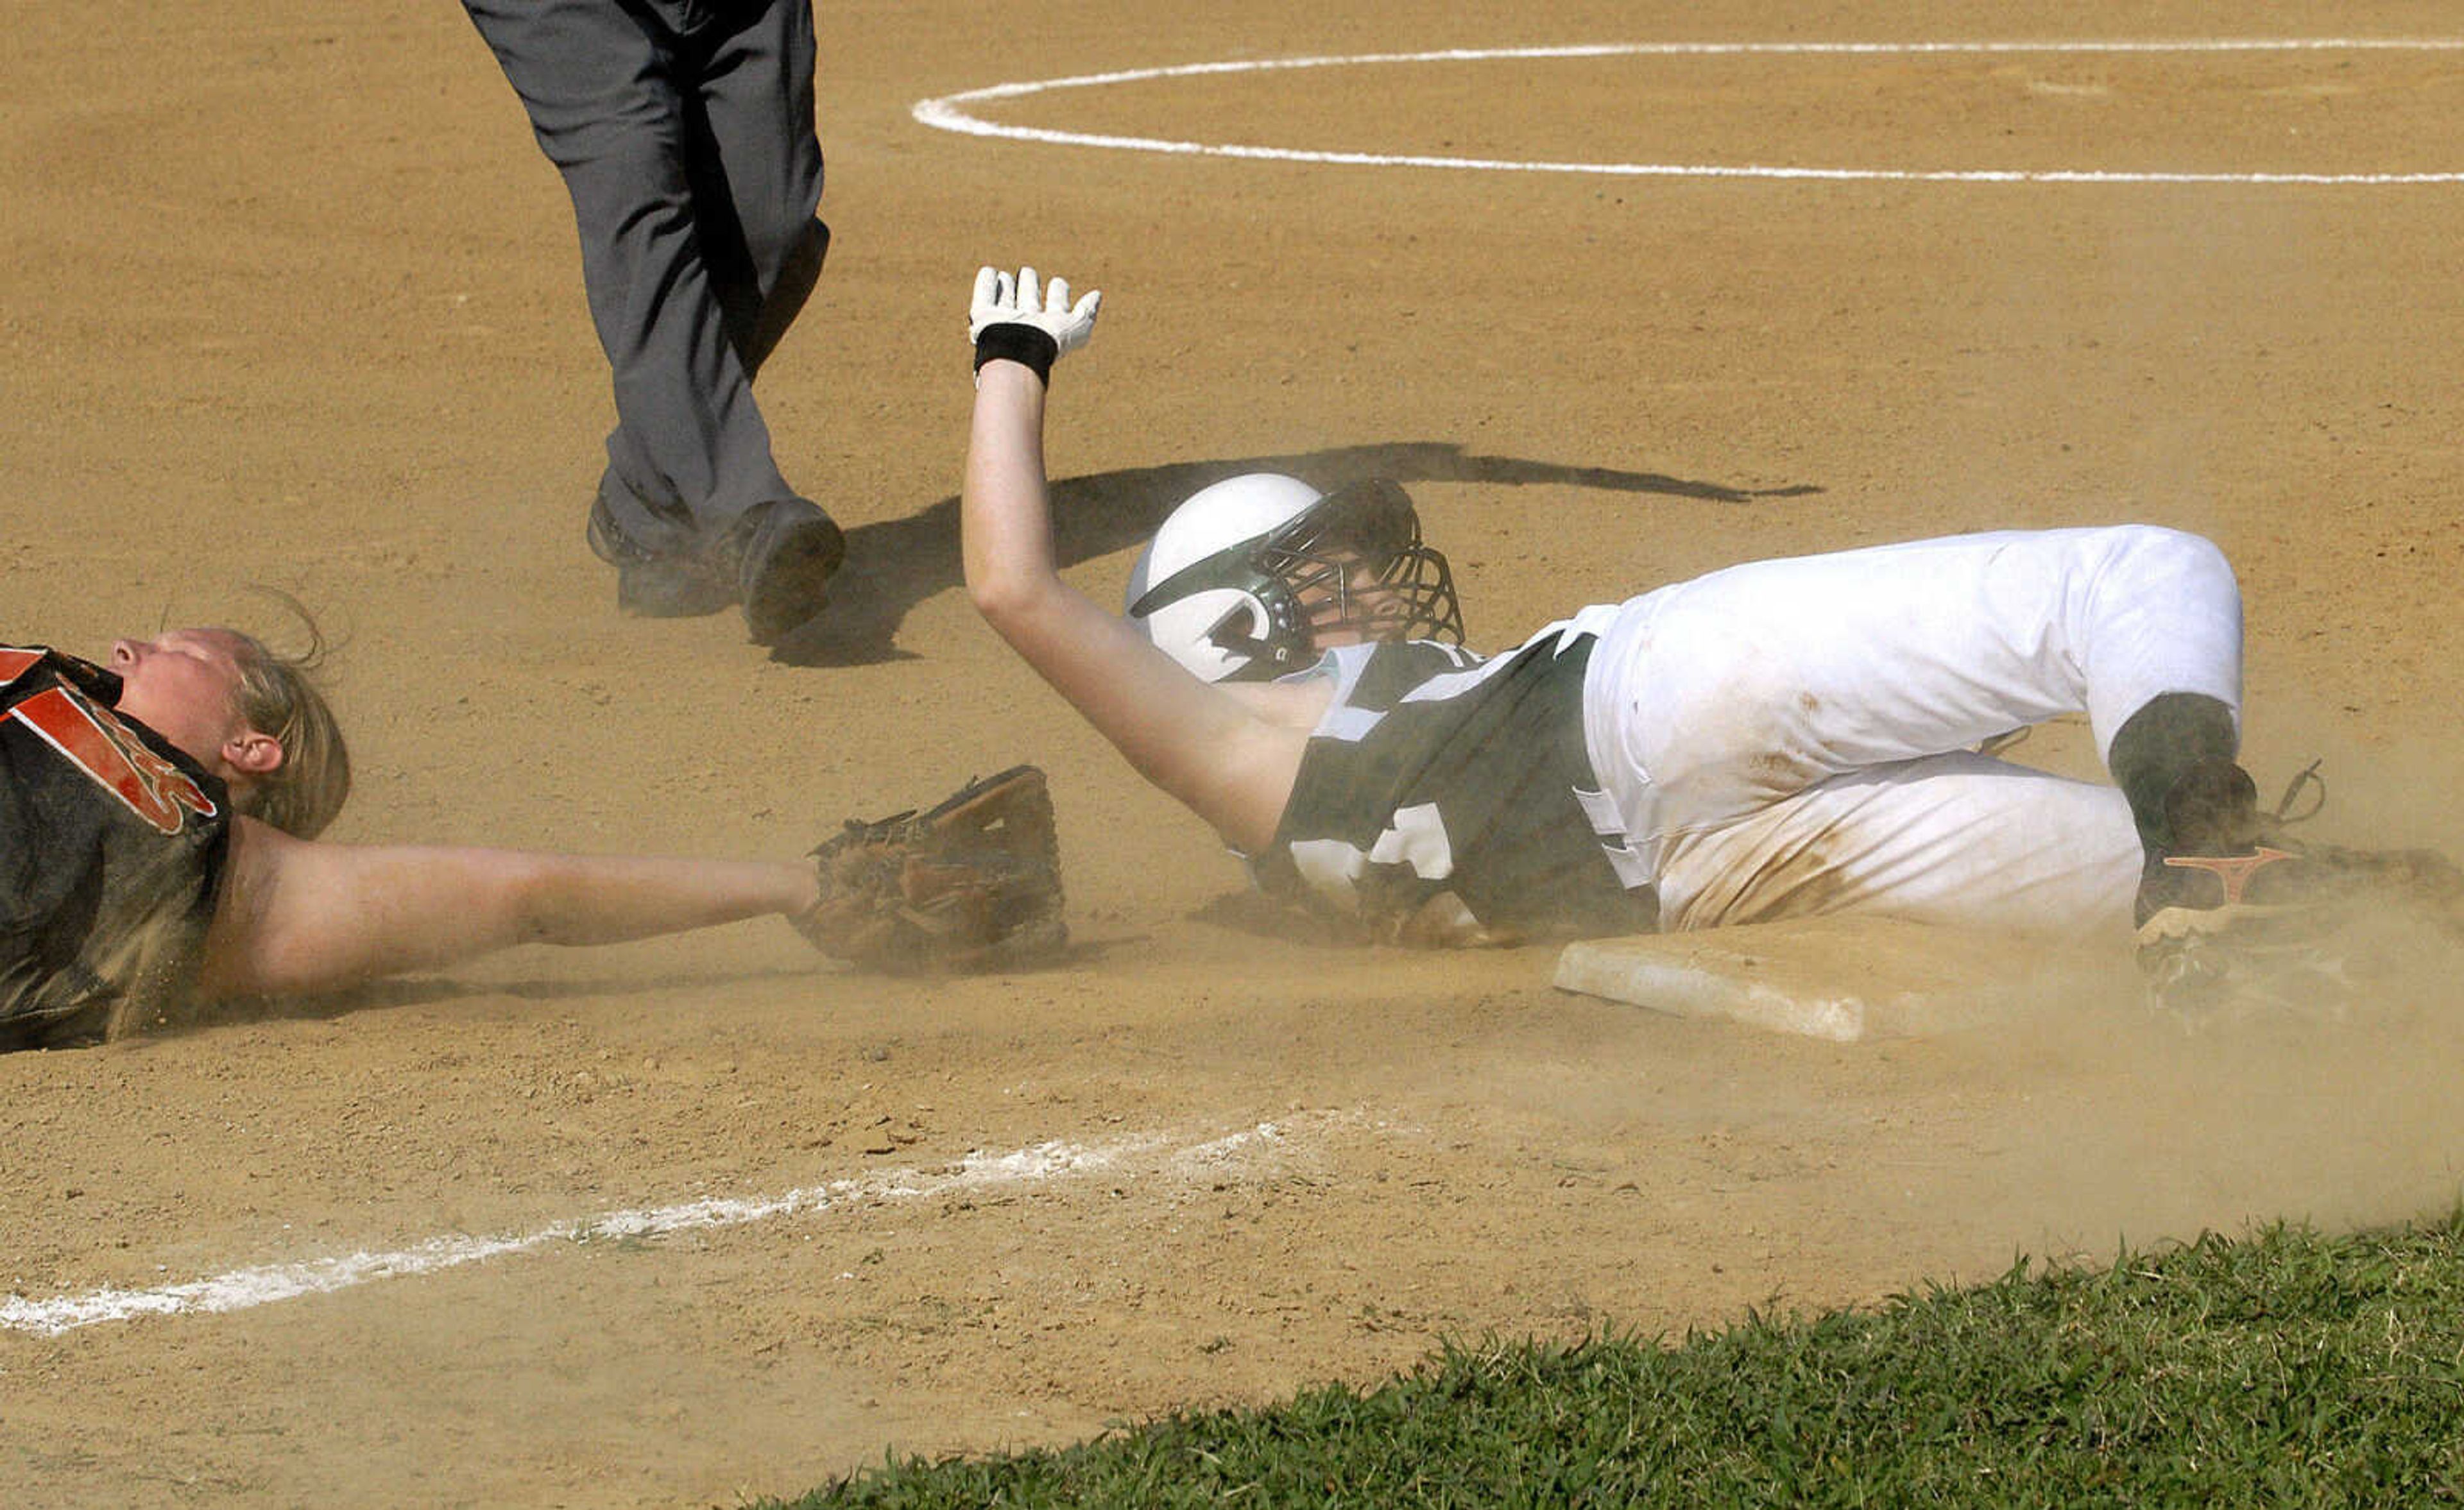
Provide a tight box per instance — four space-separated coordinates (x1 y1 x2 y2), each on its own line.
960 267 1313 853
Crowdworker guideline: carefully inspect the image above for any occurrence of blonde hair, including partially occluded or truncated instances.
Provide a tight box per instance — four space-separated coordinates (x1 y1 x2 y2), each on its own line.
223 604 352 840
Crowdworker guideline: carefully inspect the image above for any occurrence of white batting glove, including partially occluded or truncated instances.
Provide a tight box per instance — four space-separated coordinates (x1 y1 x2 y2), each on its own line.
970 265 1102 384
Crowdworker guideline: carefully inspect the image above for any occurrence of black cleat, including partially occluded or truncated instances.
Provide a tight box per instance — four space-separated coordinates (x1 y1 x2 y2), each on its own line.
588 491 844 641
732 496 846 645
587 490 737 619
2134 759 2464 1015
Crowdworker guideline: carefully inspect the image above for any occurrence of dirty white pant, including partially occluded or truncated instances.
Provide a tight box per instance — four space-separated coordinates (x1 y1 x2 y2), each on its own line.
1580 527 2243 938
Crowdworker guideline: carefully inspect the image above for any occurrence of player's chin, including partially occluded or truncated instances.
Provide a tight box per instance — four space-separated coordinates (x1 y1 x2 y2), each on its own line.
1311 615 1410 650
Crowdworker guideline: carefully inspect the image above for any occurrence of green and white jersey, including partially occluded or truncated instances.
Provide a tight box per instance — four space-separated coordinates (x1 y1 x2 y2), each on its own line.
1249 613 1657 944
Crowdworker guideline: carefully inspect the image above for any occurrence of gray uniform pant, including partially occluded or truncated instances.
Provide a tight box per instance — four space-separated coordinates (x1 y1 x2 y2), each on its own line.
462 0 828 556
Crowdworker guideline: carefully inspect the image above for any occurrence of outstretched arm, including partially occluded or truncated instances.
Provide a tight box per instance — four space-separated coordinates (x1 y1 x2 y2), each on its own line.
197 817 819 999
960 267 1313 853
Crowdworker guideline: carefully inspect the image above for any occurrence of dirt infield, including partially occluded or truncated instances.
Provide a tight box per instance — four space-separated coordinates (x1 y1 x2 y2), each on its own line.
8 1 2464 1502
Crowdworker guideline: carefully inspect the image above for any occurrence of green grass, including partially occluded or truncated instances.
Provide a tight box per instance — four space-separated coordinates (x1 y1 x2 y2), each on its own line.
769 1210 2464 1507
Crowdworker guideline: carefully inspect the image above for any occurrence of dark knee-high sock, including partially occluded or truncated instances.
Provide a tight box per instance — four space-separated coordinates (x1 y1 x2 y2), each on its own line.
2107 693 2239 852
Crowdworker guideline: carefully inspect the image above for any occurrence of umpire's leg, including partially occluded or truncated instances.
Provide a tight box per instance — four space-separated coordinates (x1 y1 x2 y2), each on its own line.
460 0 796 561
691 0 828 380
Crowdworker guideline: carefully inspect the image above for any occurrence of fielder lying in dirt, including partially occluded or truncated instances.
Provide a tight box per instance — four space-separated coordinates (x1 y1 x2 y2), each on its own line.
959 264 2463 1008
1 632 1061 1050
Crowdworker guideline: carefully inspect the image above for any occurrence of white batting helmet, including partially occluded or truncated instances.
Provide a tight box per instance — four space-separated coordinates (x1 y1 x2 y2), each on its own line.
1124 473 1463 683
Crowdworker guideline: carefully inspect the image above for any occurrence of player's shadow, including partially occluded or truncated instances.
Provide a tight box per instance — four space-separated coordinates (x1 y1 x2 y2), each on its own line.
167 945 1129 1036
768 442 1818 666
170 968 812 1033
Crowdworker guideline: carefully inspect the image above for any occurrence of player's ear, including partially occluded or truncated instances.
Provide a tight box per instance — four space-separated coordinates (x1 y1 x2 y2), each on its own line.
221 727 286 778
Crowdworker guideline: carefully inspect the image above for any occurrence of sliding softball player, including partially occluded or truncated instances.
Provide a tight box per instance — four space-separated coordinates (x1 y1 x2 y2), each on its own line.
957 265 2463 1007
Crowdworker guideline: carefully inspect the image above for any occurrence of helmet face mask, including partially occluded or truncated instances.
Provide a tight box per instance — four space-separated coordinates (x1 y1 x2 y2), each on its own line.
1126 475 1464 683
1256 479 1463 652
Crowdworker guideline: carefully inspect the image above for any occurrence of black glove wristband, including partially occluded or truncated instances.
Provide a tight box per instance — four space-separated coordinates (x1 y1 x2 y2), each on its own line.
973 323 1060 384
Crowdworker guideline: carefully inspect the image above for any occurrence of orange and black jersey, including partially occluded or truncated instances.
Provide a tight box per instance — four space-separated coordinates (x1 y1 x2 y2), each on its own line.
1 646 231 1049
1250 624 1656 944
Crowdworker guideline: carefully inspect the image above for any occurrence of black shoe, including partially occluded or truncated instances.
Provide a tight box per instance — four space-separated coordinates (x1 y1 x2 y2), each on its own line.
587 491 844 638
730 496 845 645
587 492 737 619
2134 759 2464 1011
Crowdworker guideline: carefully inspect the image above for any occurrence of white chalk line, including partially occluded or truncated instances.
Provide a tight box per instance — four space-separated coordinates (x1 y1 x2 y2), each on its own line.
912 38 2464 185
0 1119 1309 1338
